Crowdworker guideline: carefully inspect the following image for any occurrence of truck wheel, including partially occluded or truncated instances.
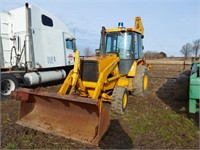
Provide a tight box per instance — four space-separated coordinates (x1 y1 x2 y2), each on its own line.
1 74 19 100
133 65 149 97
111 86 128 114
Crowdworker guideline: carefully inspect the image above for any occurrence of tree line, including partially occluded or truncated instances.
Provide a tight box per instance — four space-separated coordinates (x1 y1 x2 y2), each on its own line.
84 47 168 59
83 39 200 60
144 51 167 59
180 39 200 59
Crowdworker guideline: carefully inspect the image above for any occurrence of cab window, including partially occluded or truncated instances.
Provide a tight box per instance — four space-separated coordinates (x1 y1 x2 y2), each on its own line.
41 14 53 27
105 32 133 59
66 39 73 50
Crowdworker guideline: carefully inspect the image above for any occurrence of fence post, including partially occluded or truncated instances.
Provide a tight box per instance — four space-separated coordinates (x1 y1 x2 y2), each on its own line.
183 61 185 70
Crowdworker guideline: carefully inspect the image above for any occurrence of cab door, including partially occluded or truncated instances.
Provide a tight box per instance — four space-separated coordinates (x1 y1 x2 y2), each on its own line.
63 33 75 66
134 33 143 60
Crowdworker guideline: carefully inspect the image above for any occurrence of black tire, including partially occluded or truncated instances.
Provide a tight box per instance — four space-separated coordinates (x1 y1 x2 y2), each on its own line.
111 86 128 114
1 73 19 100
132 65 150 97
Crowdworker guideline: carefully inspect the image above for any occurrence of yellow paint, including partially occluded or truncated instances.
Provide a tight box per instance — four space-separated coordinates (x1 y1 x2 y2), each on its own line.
117 77 129 87
143 74 148 90
108 74 121 82
122 92 128 109
102 93 112 100
82 81 96 88
73 51 80 73
105 28 142 34
87 89 94 98
106 28 123 32
92 56 120 100
134 16 144 35
77 78 85 92
103 80 116 91
58 70 73 94
58 51 84 95
75 53 121 101
127 61 137 77
98 54 119 74
69 51 80 94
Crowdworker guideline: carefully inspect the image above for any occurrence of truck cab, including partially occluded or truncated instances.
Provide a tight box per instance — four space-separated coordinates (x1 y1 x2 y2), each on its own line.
0 3 76 98
0 3 76 70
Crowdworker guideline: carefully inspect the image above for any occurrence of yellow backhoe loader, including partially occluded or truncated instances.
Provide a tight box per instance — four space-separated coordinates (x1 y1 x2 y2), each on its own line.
13 17 150 146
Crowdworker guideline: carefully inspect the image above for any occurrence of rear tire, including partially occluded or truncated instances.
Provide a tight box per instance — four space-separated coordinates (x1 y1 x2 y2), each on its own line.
1 73 19 100
111 86 128 114
133 65 149 97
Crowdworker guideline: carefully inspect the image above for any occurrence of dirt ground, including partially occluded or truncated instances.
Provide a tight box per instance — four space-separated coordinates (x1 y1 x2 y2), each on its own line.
1 63 200 149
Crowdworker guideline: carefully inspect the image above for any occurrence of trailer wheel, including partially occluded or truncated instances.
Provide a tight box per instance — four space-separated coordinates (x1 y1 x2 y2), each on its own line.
111 86 128 114
133 65 150 97
1 74 19 100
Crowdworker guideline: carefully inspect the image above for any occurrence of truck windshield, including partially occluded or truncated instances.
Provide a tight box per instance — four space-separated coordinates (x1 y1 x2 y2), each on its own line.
105 32 133 59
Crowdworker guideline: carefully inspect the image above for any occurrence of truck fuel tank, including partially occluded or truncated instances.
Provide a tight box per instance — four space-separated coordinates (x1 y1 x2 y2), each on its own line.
24 69 66 86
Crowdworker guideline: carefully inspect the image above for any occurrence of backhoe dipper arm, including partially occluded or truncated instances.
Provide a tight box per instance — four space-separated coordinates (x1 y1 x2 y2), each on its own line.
134 16 144 35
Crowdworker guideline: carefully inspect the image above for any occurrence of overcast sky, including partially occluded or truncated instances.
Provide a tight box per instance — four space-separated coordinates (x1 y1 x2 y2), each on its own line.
1 0 199 56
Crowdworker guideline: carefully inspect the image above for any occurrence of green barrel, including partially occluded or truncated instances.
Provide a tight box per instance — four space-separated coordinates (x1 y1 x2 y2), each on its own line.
189 62 200 113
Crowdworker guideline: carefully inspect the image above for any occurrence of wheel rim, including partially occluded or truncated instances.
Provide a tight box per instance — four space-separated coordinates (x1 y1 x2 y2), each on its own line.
143 74 148 91
1 79 15 95
122 92 128 109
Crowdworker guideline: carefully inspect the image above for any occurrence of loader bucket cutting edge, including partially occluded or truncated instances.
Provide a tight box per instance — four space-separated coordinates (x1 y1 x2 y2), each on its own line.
13 88 110 146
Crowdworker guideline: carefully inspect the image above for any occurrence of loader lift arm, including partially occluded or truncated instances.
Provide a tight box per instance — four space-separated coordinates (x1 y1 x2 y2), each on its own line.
59 50 121 100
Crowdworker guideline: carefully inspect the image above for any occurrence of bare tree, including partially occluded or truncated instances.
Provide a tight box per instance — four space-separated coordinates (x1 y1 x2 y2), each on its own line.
84 47 92 56
180 43 192 59
192 39 200 58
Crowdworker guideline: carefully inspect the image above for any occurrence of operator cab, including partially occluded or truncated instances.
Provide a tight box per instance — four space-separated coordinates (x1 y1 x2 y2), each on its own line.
105 31 143 60
99 21 144 74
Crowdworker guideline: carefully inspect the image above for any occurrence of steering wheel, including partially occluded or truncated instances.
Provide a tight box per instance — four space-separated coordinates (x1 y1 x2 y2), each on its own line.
110 46 120 54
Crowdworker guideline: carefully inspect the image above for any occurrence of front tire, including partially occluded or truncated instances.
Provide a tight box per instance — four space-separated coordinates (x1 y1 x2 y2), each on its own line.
1 73 19 100
111 86 128 114
133 65 150 97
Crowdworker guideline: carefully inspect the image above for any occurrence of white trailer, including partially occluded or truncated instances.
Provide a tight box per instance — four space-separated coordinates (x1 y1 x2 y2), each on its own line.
0 3 76 99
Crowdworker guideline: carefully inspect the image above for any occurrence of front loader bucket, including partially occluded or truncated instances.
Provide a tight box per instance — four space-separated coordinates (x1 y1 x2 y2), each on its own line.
13 88 110 146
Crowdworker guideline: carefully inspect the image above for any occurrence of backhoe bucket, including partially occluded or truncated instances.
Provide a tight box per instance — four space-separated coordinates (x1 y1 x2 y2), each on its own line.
13 88 110 146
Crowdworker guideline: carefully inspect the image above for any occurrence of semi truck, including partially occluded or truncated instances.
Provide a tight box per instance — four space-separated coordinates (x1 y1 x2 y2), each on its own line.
0 3 76 99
